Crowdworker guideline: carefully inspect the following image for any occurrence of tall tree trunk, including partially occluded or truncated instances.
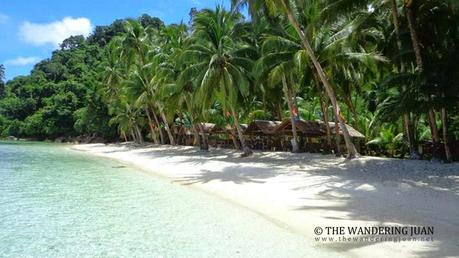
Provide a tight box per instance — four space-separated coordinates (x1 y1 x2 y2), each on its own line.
282 0 358 158
405 2 423 72
403 113 419 159
130 128 136 143
191 125 200 146
314 75 332 151
441 107 452 162
197 123 209 151
405 1 441 160
145 106 159 144
158 105 175 145
231 108 252 156
122 131 128 143
134 124 144 144
152 111 165 144
188 115 200 147
319 96 332 150
185 98 200 147
391 0 403 60
428 109 442 160
230 127 241 150
426 113 438 141
282 75 300 153
333 113 342 157
392 0 419 159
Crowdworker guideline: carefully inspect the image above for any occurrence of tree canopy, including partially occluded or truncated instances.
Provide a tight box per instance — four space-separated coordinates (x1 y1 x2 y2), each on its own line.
0 2 457 161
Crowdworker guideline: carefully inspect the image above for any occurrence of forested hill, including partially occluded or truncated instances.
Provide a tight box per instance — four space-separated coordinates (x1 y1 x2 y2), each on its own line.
0 14 163 141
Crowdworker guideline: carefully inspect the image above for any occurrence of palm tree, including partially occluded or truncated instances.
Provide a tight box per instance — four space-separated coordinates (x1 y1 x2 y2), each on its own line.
150 24 191 145
319 0 429 159
232 0 360 158
256 33 305 152
121 20 175 145
181 7 254 156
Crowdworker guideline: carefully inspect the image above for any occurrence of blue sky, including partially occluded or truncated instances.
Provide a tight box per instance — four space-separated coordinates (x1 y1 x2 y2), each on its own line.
0 0 232 81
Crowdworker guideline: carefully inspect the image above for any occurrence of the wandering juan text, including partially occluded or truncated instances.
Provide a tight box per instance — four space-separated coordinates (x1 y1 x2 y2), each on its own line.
324 226 434 237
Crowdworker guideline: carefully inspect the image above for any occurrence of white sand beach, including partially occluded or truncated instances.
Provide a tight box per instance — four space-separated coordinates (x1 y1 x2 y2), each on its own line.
73 143 459 258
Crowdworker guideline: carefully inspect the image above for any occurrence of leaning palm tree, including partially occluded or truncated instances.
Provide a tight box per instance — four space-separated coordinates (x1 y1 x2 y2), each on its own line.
109 102 144 144
232 0 360 158
255 33 305 152
149 24 191 145
119 20 177 145
181 6 254 156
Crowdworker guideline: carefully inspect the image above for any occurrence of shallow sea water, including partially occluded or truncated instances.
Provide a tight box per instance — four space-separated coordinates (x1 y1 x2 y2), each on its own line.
0 141 331 257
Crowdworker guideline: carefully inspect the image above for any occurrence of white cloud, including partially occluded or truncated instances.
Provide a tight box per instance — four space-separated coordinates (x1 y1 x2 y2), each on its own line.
190 0 202 6
0 13 9 24
5 56 41 66
19 17 92 48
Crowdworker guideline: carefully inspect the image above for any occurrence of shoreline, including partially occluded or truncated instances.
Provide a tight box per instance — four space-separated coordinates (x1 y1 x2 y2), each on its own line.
73 143 459 258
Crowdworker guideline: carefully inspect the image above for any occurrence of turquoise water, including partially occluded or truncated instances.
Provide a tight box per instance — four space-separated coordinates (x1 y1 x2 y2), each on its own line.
0 141 327 258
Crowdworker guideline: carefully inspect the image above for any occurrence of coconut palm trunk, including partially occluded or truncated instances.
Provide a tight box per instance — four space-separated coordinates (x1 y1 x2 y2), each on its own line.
231 127 241 150
405 0 442 160
197 123 209 151
391 0 419 159
231 108 252 156
192 125 200 147
282 75 300 153
390 0 406 76
319 97 332 150
188 115 200 147
122 132 128 143
281 0 359 158
403 113 418 158
428 109 442 160
405 2 423 73
134 124 144 144
130 128 137 143
441 107 452 162
314 76 332 150
145 107 159 144
152 111 165 144
184 98 200 146
428 110 441 143
158 105 175 145
333 114 342 156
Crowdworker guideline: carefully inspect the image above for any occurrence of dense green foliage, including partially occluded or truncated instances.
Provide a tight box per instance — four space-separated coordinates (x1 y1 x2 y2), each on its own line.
0 15 163 140
0 1 458 161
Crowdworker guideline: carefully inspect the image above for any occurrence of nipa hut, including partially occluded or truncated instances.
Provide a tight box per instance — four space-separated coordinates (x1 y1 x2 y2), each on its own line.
244 120 282 151
273 119 326 137
322 122 365 139
272 119 326 152
320 121 365 152
244 120 281 135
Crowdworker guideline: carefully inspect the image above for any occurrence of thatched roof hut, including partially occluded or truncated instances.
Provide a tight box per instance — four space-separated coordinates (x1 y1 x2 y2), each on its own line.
209 124 226 134
274 119 326 137
197 123 216 134
210 124 248 135
244 120 281 135
321 121 365 138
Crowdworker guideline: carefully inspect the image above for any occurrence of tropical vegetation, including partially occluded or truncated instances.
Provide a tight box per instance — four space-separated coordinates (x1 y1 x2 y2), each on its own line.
0 1 457 161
